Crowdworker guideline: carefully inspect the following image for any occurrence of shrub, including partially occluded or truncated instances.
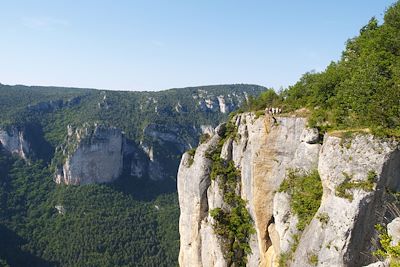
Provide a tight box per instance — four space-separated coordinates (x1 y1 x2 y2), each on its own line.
316 212 330 226
187 148 196 166
373 224 400 266
308 252 318 266
335 171 375 201
199 133 211 144
279 169 323 231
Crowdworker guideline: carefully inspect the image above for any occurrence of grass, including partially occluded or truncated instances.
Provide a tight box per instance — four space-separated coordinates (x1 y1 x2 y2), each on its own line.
329 128 371 138
335 171 376 201
255 110 265 119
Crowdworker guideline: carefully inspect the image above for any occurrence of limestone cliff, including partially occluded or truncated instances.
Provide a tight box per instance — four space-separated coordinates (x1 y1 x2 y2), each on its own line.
55 124 123 185
0 126 31 160
177 113 400 267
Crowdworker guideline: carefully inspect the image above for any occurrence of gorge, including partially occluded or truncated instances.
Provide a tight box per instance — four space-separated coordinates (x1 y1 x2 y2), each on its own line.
1 1 400 266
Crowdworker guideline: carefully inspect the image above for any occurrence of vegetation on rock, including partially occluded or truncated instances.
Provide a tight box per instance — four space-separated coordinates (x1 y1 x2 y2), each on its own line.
208 120 255 267
278 234 300 267
186 148 196 166
278 169 323 267
374 224 400 267
279 169 323 231
307 252 319 266
335 171 376 201
199 133 211 144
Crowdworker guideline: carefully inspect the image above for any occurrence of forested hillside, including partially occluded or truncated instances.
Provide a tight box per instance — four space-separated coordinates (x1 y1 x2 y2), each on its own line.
0 148 179 266
0 84 264 266
0 84 264 144
244 2 400 137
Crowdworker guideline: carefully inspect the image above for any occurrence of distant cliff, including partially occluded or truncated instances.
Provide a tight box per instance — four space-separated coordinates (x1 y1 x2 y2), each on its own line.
177 112 400 267
0 84 265 186
54 125 124 185
0 127 31 160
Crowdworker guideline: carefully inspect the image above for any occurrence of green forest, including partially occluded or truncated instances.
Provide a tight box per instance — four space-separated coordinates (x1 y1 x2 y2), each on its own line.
0 147 181 266
243 2 400 137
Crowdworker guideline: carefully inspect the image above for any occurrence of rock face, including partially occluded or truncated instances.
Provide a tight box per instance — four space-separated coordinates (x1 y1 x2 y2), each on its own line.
178 133 219 266
194 91 242 114
292 134 399 267
55 125 123 185
0 127 30 159
177 113 400 267
27 96 83 112
388 217 400 246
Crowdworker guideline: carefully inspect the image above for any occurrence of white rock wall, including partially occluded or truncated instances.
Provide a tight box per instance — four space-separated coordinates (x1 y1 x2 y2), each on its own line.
178 112 400 267
292 134 399 267
55 126 123 185
178 113 321 266
0 127 30 159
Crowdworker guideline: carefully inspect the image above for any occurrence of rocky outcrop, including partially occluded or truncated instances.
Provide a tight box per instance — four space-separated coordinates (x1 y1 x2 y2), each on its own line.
54 120 204 184
0 127 30 159
195 92 239 114
55 125 123 185
178 132 219 266
27 96 83 112
178 113 321 266
388 218 400 246
292 134 399 267
178 112 400 267
232 114 321 266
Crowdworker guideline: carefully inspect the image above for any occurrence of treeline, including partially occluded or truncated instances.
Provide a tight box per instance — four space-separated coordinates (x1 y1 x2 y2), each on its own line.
243 2 400 137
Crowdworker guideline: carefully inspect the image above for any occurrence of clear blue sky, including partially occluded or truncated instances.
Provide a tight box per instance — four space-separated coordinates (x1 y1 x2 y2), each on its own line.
0 1 397 91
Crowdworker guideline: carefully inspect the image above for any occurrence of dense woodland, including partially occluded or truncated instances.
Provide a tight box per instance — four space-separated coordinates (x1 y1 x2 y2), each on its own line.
243 2 400 137
0 147 179 266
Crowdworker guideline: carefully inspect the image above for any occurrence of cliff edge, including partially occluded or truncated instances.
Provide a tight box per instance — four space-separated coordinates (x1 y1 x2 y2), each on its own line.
177 113 400 267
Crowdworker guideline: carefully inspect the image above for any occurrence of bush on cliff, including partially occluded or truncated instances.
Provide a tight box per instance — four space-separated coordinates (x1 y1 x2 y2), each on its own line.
279 169 323 231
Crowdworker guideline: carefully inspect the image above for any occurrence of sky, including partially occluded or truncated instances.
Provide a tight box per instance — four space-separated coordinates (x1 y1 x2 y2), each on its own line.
0 0 398 91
